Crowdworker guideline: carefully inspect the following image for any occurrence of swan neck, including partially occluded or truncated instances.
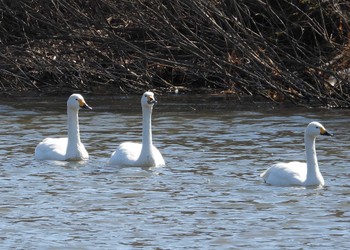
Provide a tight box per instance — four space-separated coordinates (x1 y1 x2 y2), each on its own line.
141 106 153 149
67 108 81 149
304 134 320 177
135 105 157 166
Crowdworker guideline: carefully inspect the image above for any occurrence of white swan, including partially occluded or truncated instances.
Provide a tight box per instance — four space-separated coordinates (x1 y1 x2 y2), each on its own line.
260 121 332 186
35 93 92 161
109 91 165 167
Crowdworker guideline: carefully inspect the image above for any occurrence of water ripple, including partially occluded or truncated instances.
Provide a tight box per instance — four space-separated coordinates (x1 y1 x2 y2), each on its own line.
0 96 349 249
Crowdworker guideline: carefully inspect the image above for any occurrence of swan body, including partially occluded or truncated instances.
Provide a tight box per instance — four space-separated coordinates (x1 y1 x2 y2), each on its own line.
261 121 332 186
35 94 92 161
109 91 165 167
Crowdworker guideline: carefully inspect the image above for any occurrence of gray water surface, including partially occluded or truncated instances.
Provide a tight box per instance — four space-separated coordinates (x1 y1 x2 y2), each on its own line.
0 95 349 249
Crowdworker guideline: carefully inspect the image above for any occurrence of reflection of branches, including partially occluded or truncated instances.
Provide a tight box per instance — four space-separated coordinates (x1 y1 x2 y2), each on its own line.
0 0 349 107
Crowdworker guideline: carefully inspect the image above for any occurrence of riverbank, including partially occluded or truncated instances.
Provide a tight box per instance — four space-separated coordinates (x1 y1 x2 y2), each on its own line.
1 1 349 107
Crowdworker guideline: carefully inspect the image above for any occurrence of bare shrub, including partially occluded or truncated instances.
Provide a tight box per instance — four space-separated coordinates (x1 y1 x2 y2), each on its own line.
0 0 349 106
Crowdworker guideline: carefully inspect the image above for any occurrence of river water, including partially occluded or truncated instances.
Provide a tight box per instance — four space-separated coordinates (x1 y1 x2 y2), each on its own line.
0 94 349 249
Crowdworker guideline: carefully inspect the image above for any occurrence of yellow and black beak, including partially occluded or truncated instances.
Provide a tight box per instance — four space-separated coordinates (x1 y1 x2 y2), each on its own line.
79 99 92 110
320 127 332 136
147 95 157 104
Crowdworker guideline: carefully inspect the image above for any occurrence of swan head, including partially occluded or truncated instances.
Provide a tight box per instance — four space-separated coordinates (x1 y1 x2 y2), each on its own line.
141 91 157 107
306 121 332 137
67 94 92 111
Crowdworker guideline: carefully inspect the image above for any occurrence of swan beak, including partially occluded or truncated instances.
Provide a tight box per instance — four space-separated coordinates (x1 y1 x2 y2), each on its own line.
79 100 93 110
147 96 157 104
320 127 332 136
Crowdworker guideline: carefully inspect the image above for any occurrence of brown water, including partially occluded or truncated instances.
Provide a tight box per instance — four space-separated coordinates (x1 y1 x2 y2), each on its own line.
0 94 349 249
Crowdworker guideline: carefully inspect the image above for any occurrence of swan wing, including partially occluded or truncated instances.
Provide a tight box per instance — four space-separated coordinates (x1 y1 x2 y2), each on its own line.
109 142 142 166
151 145 165 167
261 161 306 186
109 143 165 167
35 138 68 161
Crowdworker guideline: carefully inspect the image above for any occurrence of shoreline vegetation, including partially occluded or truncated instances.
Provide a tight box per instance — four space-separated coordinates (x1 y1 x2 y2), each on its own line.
0 0 349 107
